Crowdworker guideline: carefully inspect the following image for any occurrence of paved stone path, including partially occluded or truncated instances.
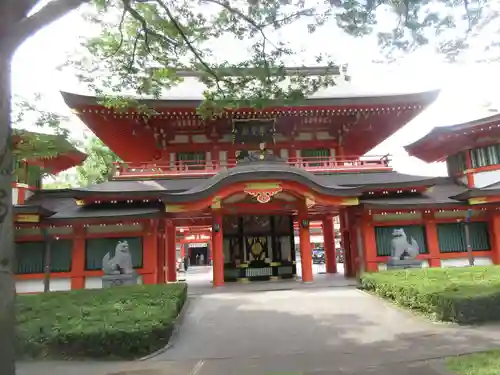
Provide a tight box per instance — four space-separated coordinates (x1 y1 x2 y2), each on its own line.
16 272 500 375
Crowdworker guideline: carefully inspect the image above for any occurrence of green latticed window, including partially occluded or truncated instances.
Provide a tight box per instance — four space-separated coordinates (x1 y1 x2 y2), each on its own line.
301 148 331 167
374 225 428 257
471 144 500 168
176 152 206 169
85 237 143 271
15 240 72 274
437 222 490 253
301 148 331 159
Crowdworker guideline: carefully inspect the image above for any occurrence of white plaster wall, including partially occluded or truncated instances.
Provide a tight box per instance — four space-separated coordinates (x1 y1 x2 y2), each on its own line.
84 276 103 289
316 131 333 140
170 152 176 170
441 256 493 268
274 134 288 142
295 132 313 141
171 135 189 143
16 278 71 294
12 188 18 204
192 134 210 143
473 170 500 188
219 150 227 167
206 151 212 168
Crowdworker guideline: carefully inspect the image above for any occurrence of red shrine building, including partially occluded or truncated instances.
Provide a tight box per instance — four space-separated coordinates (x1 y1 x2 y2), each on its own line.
12 129 87 205
12 79 500 293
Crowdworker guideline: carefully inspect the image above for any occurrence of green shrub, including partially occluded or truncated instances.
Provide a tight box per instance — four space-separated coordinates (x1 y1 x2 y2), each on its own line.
360 266 500 324
16 283 187 360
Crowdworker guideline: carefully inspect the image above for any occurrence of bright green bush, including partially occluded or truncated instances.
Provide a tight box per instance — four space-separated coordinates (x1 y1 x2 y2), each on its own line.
16 283 187 359
360 267 500 324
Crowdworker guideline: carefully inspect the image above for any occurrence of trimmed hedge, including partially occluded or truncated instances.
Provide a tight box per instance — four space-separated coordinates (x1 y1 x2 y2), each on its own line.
360 266 500 325
16 283 187 359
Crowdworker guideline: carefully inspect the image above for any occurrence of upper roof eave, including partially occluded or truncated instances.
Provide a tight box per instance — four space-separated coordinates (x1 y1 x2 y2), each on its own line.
61 89 441 110
404 112 500 162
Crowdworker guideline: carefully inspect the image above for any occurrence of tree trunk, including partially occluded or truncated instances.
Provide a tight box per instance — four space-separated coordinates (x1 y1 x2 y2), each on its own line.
0 50 16 375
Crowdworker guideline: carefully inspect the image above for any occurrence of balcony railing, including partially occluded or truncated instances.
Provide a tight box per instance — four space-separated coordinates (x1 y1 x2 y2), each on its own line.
112 155 391 179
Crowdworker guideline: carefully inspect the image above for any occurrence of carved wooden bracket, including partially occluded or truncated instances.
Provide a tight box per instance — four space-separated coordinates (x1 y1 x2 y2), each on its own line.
244 185 283 203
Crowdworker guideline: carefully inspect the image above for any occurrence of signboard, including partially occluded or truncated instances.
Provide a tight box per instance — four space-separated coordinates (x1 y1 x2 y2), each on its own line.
15 214 40 223
233 119 275 144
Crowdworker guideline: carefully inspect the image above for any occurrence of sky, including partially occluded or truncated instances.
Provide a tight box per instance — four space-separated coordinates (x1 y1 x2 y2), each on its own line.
11 2 500 178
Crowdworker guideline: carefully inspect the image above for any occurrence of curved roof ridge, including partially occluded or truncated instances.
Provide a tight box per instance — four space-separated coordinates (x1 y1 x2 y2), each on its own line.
161 161 362 203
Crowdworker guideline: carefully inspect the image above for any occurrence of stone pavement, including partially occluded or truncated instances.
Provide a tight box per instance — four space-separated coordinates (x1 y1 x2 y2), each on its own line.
15 273 500 375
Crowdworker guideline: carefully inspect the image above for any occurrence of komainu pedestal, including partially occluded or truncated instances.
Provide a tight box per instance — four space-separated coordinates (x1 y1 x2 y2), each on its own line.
386 258 422 269
102 273 138 287
386 228 422 270
101 240 139 288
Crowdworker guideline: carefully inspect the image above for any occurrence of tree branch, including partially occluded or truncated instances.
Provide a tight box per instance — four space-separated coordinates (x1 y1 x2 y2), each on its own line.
5 0 89 54
152 0 227 96
122 0 178 49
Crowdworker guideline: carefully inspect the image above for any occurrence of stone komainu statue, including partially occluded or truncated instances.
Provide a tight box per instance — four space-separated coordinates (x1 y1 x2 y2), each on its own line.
102 240 134 275
390 228 420 260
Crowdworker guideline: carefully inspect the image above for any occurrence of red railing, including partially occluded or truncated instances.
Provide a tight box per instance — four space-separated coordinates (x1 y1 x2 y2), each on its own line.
112 155 391 179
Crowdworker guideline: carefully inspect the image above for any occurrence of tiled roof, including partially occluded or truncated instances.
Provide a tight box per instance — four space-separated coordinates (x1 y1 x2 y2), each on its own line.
361 183 467 208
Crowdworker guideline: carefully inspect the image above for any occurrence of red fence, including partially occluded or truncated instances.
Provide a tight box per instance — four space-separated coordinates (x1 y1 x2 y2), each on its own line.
113 155 391 179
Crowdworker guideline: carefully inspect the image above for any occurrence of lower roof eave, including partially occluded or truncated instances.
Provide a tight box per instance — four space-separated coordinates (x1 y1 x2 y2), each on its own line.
361 201 464 209
46 208 162 222
13 204 55 217
452 189 500 200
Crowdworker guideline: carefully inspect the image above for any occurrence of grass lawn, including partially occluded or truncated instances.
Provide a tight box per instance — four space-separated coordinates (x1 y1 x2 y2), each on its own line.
360 266 500 324
16 283 187 360
447 350 500 375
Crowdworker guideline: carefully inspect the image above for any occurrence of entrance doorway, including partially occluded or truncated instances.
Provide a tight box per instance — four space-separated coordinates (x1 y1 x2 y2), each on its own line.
189 246 209 266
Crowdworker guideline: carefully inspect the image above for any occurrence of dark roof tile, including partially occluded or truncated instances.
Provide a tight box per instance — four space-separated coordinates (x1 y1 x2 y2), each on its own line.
361 183 466 208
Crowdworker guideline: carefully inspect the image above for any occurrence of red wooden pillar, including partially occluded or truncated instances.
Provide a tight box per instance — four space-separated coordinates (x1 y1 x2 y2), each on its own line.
339 209 351 278
322 215 337 273
141 219 157 284
361 213 378 272
166 220 177 282
489 213 500 265
424 211 441 267
157 222 166 284
212 212 224 287
346 209 359 278
71 224 85 290
464 149 475 188
298 210 313 283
